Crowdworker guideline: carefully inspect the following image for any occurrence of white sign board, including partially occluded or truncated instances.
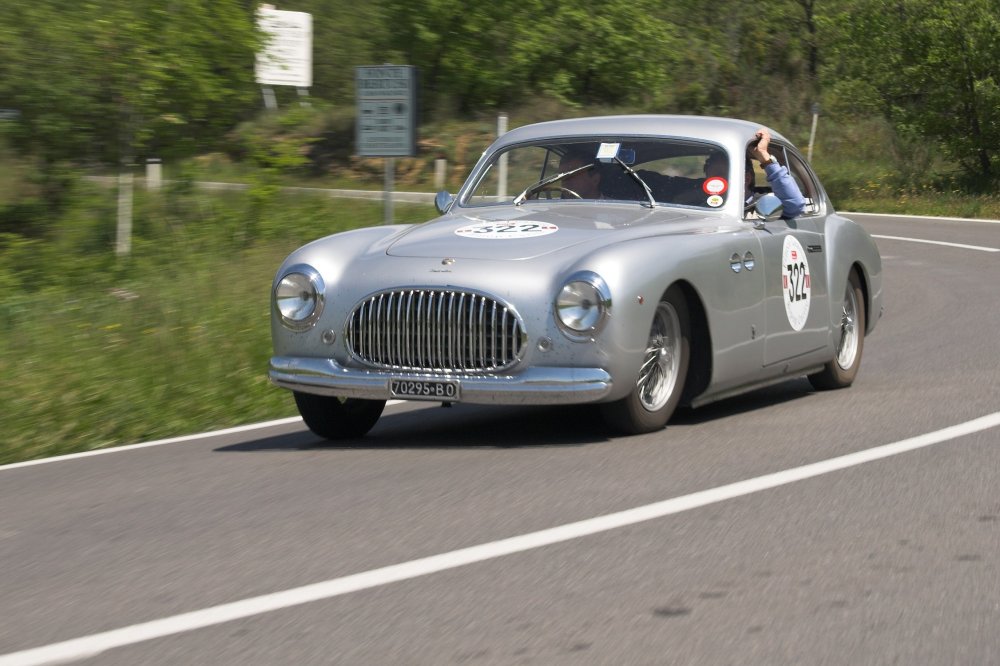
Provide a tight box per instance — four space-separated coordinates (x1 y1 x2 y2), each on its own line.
356 66 418 157
255 7 312 88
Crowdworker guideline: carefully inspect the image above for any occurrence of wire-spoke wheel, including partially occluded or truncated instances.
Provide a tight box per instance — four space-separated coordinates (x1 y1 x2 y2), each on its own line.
637 303 682 411
602 287 690 434
809 268 866 390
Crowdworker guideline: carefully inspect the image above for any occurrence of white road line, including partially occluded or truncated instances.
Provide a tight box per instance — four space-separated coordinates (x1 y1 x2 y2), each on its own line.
3 411 998 666
845 211 1000 224
872 234 999 253
0 418 304 472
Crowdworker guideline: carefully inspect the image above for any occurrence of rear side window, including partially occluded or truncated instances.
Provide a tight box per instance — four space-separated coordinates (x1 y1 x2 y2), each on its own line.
779 148 821 215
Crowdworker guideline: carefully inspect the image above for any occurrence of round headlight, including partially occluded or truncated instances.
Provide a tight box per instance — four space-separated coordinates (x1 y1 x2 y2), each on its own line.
274 268 324 329
556 273 610 335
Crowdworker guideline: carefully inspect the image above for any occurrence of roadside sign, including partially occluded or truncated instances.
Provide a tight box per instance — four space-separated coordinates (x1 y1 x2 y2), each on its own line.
255 7 312 88
355 66 418 157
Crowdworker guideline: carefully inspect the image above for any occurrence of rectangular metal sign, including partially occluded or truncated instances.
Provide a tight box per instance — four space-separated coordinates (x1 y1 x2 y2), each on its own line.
255 7 312 88
355 66 418 157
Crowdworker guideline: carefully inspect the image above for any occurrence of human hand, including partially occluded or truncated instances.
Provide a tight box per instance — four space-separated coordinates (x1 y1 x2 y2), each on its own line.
750 128 771 164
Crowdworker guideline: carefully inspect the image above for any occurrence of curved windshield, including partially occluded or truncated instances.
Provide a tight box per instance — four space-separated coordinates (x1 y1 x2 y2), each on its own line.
462 138 730 209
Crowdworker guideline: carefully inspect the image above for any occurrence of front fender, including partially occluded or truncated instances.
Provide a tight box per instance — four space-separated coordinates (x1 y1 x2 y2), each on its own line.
557 229 735 401
273 224 412 290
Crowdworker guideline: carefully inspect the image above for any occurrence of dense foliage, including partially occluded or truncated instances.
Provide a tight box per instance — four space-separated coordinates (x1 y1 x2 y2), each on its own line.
0 0 259 166
823 0 1000 188
1 0 998 187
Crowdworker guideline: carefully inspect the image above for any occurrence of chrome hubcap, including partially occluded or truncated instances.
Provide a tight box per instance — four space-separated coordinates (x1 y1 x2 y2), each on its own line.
836 285 859 370
637 303 681 411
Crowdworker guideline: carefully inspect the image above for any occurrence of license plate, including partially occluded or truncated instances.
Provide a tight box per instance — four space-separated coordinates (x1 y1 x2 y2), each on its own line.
389 378 460 401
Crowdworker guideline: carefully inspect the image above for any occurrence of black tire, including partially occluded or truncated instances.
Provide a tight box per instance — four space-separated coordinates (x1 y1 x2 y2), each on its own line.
293 392 386 440
808 269 866 390
601 286 691 434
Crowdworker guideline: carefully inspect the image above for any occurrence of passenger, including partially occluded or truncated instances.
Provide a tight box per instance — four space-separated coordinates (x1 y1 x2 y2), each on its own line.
747 128 806 218
698 128 806 218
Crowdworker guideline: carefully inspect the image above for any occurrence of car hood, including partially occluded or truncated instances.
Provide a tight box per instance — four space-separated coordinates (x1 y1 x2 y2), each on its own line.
385 204 720 260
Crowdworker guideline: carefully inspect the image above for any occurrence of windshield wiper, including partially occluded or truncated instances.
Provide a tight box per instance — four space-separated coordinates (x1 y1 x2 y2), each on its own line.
513 163 594 206
613 157 657 208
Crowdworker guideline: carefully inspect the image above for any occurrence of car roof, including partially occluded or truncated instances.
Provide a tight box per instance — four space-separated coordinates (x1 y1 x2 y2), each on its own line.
493 115 793 153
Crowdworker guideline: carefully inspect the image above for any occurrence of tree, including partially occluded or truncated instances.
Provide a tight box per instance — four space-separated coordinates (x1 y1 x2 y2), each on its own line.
824 0 1000 186
0 0 260 167
379 0 682 115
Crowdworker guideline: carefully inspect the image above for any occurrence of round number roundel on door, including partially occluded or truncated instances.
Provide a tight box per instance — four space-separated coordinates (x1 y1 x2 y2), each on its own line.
781 235 811 331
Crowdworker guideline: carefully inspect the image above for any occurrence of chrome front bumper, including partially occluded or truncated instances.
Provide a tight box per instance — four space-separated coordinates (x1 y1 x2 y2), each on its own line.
269 356 613 405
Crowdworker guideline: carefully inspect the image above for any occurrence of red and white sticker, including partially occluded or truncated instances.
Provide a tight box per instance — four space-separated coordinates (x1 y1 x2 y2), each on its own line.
781 236 811 331
703 177 728 195
455 221 558 239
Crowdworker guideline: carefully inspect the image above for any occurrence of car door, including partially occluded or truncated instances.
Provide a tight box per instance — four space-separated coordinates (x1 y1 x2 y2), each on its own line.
751 147 830 367
703 225 768 394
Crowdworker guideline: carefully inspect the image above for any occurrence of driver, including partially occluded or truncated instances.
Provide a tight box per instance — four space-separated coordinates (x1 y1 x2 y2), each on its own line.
557 150 603 199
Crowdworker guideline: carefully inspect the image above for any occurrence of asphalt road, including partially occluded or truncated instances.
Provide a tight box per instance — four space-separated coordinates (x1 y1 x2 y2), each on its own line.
1 213 998 665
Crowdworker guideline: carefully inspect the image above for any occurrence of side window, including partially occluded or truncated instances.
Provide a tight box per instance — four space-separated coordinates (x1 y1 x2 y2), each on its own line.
781 149 821 215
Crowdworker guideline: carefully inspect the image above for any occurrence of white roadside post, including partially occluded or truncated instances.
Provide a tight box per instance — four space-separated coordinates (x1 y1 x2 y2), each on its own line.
116 170 133 256
146 158 162 190
434 156 447 191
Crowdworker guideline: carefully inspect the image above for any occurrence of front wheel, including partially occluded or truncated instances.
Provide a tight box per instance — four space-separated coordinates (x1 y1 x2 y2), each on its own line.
601 287 690 434
293 392 386 440
808 269 865 390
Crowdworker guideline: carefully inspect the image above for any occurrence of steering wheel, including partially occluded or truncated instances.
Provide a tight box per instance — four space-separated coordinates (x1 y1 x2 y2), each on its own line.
532 186 582 200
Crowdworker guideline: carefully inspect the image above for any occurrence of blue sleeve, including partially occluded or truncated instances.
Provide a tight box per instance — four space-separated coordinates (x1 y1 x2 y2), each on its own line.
763 163 806 218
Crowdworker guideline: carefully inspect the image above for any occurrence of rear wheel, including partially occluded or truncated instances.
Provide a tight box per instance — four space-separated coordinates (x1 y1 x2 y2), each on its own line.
601 287 690 434
293 393 386 440
808 269 865 390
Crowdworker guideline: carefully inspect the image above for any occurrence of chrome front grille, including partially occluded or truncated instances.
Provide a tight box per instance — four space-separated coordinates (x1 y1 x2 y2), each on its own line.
347 289 526 373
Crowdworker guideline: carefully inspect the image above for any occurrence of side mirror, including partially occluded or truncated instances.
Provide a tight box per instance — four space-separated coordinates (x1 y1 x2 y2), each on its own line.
435 191 455 215
752 192 783 227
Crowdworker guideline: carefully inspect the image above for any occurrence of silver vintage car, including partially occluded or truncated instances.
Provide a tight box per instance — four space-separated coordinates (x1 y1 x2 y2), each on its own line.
270 115 883 438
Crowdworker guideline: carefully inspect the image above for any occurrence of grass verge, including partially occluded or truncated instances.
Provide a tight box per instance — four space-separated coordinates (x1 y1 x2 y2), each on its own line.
0 180 434 464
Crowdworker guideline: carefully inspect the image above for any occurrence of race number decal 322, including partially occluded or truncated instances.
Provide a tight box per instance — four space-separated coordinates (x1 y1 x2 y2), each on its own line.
455 221 558 239
781 235 811 331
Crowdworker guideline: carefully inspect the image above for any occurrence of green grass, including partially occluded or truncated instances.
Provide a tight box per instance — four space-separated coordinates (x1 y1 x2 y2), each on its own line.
0 180 434 464
834 191 1000 219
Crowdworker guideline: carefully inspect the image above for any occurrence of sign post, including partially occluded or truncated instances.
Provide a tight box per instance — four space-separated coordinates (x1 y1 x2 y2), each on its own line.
255 6 313 109
355 65 419 225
